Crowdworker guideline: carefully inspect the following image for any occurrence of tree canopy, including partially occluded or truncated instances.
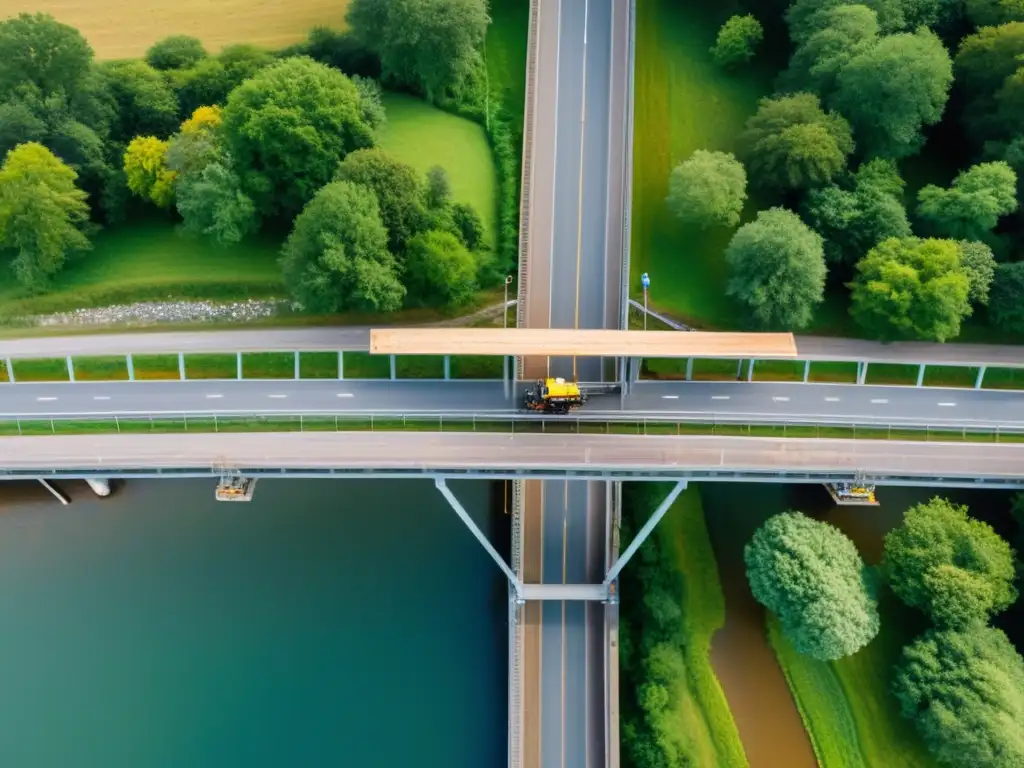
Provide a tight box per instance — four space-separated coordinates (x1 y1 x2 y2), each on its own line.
744 511 880 660
958 240 997 305
725 207 826 329
802 158 911 272
989 261 1024 333
832 28 953 159
882 497 1017 627
0 142 90 289
146 35 208 71
334 148 427 253
347 0 489 104
710 15 763 70
918 161 1019 241
782 4 880 100
850 237 971 341
100 59 180 142
404 229 478 307
892 626 1024 767
123 136 176 208
966 0 1024 27
739 92 854 191
0 13 92 99
223 56 375 220
280 180 404 313
667 150 747 229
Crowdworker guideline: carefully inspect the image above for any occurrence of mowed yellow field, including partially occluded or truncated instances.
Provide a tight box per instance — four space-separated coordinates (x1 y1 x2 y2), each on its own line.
0 0 350 59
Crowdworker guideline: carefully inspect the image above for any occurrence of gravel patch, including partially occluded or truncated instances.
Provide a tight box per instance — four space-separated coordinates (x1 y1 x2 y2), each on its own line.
32 299 288 328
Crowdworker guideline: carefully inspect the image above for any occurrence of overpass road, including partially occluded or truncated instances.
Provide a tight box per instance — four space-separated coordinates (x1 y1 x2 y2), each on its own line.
4 378 1023 428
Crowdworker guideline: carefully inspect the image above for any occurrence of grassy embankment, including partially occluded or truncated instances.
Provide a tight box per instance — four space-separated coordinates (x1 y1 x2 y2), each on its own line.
619 483 747 768
629 0 1024 346
768 592 937 768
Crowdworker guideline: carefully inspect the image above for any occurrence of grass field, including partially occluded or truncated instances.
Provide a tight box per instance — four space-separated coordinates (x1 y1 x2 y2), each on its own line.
486 0 529 127
659 486 749 767
0 0 350 59
630 0 772 329
378 92 499 248
0 219 284 319
769 589 937 768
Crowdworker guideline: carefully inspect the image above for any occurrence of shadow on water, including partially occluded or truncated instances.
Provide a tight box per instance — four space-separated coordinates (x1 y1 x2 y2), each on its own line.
0 477 509 768
699 481 1021 766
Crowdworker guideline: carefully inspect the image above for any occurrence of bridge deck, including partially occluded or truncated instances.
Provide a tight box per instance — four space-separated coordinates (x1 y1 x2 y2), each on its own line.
520 583 607 600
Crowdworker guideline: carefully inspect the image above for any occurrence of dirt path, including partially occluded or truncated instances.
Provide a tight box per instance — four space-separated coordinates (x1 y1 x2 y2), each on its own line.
702 485 817 768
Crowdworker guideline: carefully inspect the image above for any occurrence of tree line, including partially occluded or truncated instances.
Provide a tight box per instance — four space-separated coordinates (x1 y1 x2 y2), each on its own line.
746 498 1023 767
0 0 507 313
673 0 1024 340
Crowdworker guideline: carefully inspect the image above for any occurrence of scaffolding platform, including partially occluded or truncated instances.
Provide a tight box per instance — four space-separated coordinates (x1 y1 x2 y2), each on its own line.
825 482 878 506
215 475 257 502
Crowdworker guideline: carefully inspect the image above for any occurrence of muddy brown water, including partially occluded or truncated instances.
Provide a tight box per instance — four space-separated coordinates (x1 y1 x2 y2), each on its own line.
698 482 1016 768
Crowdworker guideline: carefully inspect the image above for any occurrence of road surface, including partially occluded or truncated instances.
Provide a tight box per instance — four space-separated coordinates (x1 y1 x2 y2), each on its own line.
4 432 1024 484
4 379 1024 429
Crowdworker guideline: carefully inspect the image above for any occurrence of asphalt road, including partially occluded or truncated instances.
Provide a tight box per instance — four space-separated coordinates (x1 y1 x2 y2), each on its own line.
5 432 1024 484
536 2 620 767
4 378 1024 429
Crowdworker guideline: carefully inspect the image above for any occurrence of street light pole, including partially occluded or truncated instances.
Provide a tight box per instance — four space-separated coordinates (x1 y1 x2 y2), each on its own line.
504 275 513 329
640 272 651 331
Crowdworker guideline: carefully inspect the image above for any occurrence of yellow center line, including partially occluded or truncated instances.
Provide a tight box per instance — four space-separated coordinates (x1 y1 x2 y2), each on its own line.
561 479 569 768
573 0 589 383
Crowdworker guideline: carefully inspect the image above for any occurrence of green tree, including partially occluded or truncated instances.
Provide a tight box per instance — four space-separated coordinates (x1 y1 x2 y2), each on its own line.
100 59 180 142
725 207 826 329
404 229 477 307
966 0 1024 26
955 22 1024 144
347 0 489 104
425 165 452 210
0 101 46 159
223 56 374 220
146 35 208 71
989 261 1024 332
123 136 177 208
744 511 880 660
280 180 404 313
850 237 971 341
667 149 747 229
710 15 764 69
218 43 274 89
892 626 1024 767
352 74 387 133
0 13 92 98
802 157 911 271
782 4 880 100
918 161 1018 240
739 93 854 191
958 240 997 305
786 0 906 43
167 59 231 119
176 160 256 245
0 142 90 288
832 28 953 159
450 201 485 251
334 147 427 252
882 497 1017 627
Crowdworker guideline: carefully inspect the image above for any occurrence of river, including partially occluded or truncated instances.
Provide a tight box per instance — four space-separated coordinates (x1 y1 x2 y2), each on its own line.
0 478 509 767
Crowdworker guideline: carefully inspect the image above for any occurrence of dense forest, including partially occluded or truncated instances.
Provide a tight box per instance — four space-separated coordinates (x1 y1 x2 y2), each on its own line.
669 0 1024 341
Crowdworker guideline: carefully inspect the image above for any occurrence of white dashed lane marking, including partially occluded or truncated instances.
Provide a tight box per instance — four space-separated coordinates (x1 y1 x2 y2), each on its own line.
268 394 287 399
205 394 223 399
870 399 889 404
825 397 840 402
772 396 790 402
336 393 355 398
711 396 730 400
661 395 679 400
93 396 111 401
36 397 57 402
938 402 957 407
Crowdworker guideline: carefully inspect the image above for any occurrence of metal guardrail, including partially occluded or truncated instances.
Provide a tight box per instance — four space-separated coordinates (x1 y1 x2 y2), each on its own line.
515 0 542 380
5 409 1024 441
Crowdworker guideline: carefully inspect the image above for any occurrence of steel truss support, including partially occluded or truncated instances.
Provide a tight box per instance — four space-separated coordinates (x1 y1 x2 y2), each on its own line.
603 480 686 595
435 478 524 601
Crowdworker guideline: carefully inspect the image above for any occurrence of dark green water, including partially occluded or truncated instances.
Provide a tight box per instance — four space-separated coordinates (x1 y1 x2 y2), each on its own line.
0 478 508 768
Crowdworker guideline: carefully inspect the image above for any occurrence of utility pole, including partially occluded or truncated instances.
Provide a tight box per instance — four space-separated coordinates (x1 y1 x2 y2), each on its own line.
504 275 513 329
641 272 650 330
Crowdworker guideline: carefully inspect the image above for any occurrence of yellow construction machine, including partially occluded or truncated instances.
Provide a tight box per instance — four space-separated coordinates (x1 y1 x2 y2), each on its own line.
522 377 588 414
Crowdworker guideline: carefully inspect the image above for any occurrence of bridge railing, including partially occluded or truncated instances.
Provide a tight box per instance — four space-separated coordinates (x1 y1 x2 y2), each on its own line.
4 410 1024 444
